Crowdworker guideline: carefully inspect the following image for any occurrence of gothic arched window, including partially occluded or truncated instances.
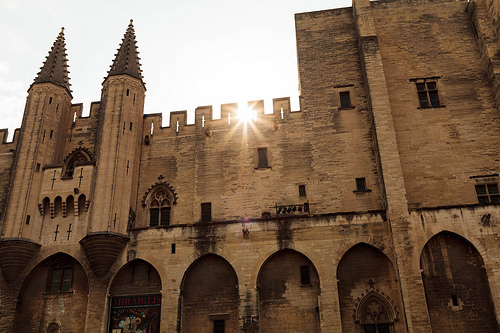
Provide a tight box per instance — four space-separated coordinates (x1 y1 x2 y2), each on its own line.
356 293 395 333
149 189 171 227
62 148 92 178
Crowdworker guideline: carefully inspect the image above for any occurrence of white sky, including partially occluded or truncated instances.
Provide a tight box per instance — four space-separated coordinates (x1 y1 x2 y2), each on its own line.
0 0 352 141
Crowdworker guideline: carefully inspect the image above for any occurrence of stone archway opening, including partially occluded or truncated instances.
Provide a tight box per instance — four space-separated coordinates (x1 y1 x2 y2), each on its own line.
257 249 321 333
180 254 239 333
14 253 89 333
420 232 499 332
108 259 162 333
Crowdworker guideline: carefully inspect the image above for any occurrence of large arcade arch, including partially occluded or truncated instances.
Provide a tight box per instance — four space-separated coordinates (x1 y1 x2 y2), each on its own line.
420 231 499 332
180 254 239 333
108 259 162 333
257 249 321 332
14 253 89 333
337 243 402 333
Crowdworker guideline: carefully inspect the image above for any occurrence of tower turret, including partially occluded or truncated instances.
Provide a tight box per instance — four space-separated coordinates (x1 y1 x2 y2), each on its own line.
1 28 73 240
81 21 145 277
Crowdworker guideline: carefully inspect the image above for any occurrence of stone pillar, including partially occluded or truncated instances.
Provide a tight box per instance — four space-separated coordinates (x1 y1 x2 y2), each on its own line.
352 0 432 331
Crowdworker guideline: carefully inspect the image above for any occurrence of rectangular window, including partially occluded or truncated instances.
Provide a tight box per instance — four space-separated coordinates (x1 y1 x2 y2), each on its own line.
475 184 500 203
213 320 225 333
50 130 53 138
150 208 159 226
50 266 73 292
298 185 306 197
258 148 268 168
130 122 133 131
300 265 311 285
416 81 440 108
36 163 41 172
171 243 176 254
201 202 212 222
356 178 367 191
160 207 171 226
339 91 352 108
25 215 31 225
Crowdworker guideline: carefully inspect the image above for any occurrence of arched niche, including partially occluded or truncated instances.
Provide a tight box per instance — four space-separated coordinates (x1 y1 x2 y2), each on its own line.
180 254 239 333
420 232 499 332
108 259 162 333
62 148 92 178
14 253 89 333
257 249 320 333
337 243 402 333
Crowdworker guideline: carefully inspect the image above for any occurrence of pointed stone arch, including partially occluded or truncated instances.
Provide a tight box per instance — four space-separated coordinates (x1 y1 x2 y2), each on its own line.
180 254 239 333
354 290 397 333
420 231 499 332
108 259 162 333
257 249 321 332
62 147 93 178
337 243 403 333
14 252 89 333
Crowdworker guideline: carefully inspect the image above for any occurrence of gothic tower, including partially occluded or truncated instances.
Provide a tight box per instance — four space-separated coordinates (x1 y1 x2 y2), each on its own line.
80 20 145 278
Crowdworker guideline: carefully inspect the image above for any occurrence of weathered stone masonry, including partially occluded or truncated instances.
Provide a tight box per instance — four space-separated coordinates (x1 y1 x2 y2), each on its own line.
1 0 500 332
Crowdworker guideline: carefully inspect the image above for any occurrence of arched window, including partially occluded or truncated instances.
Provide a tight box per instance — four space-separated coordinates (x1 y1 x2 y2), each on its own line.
42 197 50 216
78 194 86 215
62 148 92 178
54 196 62 217
357 294 394 333
66 195 74 216
149 189 171 227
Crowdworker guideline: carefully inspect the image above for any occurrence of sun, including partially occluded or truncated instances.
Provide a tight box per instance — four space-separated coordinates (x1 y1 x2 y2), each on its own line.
237 103 256 123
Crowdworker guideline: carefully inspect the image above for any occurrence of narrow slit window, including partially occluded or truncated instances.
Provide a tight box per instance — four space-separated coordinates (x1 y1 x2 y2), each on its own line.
25 215 31 225
49 97 53 104
300 265 311 285
171 243 176 254
36 163 41 172
201 202 212 222
130 122 133 131
258 148 268 168
298 185 306 197
50 130 53 138
126 89 130 96
451 295 459 306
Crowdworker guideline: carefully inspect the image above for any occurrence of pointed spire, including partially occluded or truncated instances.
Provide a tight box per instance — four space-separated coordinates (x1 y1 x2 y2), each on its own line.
33 27 71 92
106 19 144 83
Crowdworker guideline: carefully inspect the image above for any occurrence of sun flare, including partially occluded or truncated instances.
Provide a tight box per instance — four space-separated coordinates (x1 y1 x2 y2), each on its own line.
237 104 257 123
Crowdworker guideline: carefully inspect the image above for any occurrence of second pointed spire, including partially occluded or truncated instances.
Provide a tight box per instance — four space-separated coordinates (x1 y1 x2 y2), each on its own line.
33 27 71 92
106 20 144 83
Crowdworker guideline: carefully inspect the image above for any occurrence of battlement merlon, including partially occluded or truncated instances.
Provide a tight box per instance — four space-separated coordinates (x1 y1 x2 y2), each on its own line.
70 101 101 120
0 128 21 145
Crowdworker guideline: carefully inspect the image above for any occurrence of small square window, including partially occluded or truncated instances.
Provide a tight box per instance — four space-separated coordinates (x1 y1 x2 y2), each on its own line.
414 80 441 108
213 319 225 333
339 91 352 108
49 265 73 292
475 184 500 203
300 265 310 285
257 148 269 168
298 185 306 197
356 178 367 191
201 202 212 222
